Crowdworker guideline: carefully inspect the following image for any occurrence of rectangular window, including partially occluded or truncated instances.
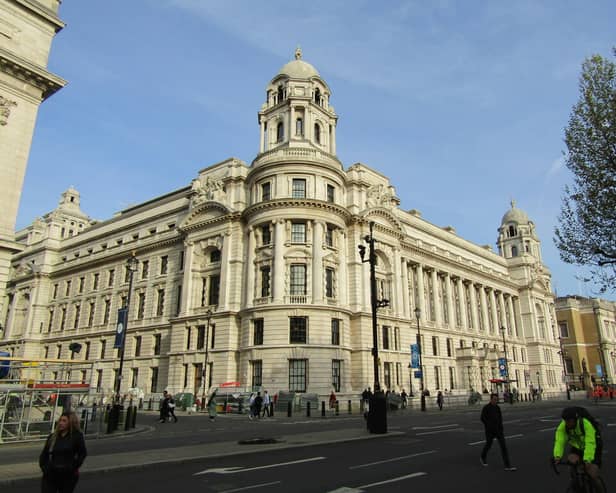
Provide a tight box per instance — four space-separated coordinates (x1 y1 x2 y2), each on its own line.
56 344 62 359
261 224 271 245
60 307 67 331
261 182 271 201
435 366 441 389
100 340 106 359
186 327 192 350
156 288 165 316
88 301 95 327
134 336 142 357
331 319 340 345
52 283 59 299
78 277 85 293
124 265 131 283
289 359 307 392
84 342 90 360
153 334 161 355
432 336 439 356
292 178 306 199
183 364 189 389
197 325 205 350
93 273 100 291
103 299 111 324
131 368 139 388
137 293 145 319
65 280 71 297
326 184 335 203
108 269 115 287
291 222 306 243
325 225 334 247
446 338 453 357
96 369 103 392
208 275 220 305
150 367 159 393
449 367 456 389
252 360 263 390
384 362 392 389
382 326 390 350
558 321 569 338
325 268 335 298
175 285 182 316
260 266 271 298
254 318 264 345
179 251 185 271
73 304 80 329
47 309 54 332
210 324 215 348
141 260 149 279
332 360 341 392
160 255 168 275
290 264 307 295
290 317 307 344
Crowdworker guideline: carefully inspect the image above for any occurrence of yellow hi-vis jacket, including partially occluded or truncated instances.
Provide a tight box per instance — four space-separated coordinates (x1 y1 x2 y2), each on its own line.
553 417 597 463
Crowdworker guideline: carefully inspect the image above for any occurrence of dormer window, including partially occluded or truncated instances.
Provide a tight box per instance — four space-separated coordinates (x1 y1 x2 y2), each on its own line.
511 245 518 257
326 184 335 203
508 225 517 237
261 182 271 201
276 122 284 143
314 123 321 144
277 85 284 103
314 87 321 105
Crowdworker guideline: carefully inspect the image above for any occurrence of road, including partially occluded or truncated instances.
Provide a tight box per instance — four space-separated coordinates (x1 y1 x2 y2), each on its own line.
5 400 614 492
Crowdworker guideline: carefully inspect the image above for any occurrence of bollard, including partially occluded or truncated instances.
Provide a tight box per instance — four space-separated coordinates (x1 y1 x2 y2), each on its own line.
335 400 339 416
348 400 352 414
125 406 132 431
131 405 137 428
287 400 292 417
321 401 326 417
149 398 153 410
270 402 274 417
91 403 97 422
81 409 88 434
307 401 311 417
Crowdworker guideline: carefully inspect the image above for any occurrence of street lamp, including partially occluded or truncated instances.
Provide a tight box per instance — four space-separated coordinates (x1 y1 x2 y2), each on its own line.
558 337 571 400
536 371 541 400
201 309 213 410
415 307 426 412
358 221 389 433
407 363 413 398
499 326 511 404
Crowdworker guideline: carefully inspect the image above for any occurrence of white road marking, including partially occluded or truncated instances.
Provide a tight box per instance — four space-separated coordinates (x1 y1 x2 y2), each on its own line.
412 424 458 430
358 472 427 488
193 456 325 476
416 428 463 436
540 427 556 432
468 434 523 445
608 423 616 427
350 450 437 469
220 481 282 493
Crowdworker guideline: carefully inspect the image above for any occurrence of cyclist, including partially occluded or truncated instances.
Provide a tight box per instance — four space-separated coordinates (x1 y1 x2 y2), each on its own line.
553 407 605 493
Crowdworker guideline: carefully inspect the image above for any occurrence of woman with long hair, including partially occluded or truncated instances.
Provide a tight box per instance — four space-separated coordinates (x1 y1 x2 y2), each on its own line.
39 411 87 492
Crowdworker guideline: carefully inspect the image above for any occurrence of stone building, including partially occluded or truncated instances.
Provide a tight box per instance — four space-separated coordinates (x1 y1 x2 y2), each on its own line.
0 49 564 400
0 0 66 326
555 296 616 389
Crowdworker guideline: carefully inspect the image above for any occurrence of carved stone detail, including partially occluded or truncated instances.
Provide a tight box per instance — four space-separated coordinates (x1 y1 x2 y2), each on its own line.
0 95 17 126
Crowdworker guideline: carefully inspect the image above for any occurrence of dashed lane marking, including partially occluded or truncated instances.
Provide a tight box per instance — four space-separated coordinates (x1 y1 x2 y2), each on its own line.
194 456 326 476
349 450 437 469
220 481 282 492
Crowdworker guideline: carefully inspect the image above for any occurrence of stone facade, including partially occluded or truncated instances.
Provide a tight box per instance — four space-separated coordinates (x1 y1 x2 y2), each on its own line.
0 0 66 330
0 49 564 400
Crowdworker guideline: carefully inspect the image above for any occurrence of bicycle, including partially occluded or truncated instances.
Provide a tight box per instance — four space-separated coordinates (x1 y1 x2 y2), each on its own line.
551 458 607 493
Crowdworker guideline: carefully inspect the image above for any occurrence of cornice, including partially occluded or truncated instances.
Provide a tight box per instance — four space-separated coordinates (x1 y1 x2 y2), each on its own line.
180 208 242 234
9 0 65 31
241 198 352 223
0 47 66 100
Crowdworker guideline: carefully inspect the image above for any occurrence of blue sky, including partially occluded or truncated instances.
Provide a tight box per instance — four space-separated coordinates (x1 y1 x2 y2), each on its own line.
19 0 615 298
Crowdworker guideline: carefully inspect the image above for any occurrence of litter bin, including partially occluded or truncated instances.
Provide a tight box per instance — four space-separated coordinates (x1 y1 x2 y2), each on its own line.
366 391 387 434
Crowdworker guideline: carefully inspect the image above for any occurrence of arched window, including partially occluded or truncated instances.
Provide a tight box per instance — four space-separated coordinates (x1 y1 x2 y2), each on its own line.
314 88 321 105
296 118 303 136
508 225 517 237
210 250 221 263
314 123 320 144
277 85 284 103
276 122 284 143
511 245 518 257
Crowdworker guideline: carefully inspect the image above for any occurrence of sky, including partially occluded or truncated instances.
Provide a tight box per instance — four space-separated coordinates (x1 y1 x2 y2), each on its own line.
18 0 616 298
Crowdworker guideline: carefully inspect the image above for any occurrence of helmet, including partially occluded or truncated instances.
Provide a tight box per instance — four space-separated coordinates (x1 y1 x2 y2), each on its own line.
561 407 578 421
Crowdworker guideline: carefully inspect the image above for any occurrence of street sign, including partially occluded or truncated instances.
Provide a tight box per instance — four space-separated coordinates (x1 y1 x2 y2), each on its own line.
414 371 422 379
498 358 507 377
411 344 420 369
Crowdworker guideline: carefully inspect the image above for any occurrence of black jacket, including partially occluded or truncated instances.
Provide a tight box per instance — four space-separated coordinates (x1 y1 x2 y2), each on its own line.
480 402 504 434
39 431 87 474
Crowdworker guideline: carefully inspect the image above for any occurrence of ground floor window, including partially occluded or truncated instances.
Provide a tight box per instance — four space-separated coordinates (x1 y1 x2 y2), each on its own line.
332 360 341 392
384 362 392 389
289 359 307 392
150 367 158 393
252 360 262 391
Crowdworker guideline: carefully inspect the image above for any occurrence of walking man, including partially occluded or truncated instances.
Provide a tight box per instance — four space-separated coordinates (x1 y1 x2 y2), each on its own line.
261 390 271 418
480 393 517 471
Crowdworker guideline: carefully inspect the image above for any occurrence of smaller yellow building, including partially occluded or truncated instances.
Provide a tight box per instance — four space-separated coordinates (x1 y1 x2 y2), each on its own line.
555 296 616 389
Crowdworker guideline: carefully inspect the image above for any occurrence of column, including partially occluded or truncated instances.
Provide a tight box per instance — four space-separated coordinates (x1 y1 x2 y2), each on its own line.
338 229 348 306
219 233 231 311
479 287 489 333
259 120 264 153
445 274 454 328
394 249 403 318
245 227 256 308
273 220 285 303
181 241 194 315
431 269 441 326
490 289 499 335
497 292 507 331
468 283 478 332
312 221 324 303
401 259 409 319
457 278 468 331
330 121 336 155
506 295 515 336
416 264 425 319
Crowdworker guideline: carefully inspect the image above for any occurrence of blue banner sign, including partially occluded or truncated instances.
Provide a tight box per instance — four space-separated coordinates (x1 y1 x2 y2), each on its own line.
414 371 422 379
411 344 420 369
498 357 507 377
596 365 603 378
114 308 128 348
0 351 10 379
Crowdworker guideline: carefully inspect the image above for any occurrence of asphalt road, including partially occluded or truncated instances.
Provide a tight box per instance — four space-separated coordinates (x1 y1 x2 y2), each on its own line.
5 401 614 493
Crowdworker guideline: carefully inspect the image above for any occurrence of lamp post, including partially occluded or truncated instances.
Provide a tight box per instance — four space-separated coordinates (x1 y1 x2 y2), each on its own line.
499 326 511 404
558 337 571 400
358 221 389 433
407 363 413 398
201 309 213 411
415 307 425 412
536 371 541 400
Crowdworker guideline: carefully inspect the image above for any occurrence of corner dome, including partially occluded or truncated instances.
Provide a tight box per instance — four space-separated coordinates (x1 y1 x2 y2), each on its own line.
276 47 320 79
501 200 529 225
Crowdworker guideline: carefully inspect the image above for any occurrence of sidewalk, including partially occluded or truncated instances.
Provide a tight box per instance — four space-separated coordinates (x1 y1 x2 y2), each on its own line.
0 424 401 485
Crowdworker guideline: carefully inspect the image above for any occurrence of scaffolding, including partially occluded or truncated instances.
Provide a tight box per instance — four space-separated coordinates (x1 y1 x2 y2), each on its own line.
0 356 96 443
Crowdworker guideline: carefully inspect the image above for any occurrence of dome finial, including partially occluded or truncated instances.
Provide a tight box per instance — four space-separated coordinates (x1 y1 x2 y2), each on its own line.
295 45 302 60
510 199 516 209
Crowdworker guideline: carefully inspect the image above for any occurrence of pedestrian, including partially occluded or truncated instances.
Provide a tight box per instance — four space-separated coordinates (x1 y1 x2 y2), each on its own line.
254 391 263 418
39 411 87 493
329 390 337 410
261 390 271 418
480 393 517 471
207 389 217 421
436 391 444 411
159 391 170 423
400 389 408 408
168 394 178 423
248 392 256 419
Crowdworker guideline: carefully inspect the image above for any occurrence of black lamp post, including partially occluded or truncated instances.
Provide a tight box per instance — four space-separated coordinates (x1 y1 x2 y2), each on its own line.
415 307 425 412
358 221 389 433
558 336 571 400
201 309 213 410
499 326 512 404
407 363 413 398
536 371 541 400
